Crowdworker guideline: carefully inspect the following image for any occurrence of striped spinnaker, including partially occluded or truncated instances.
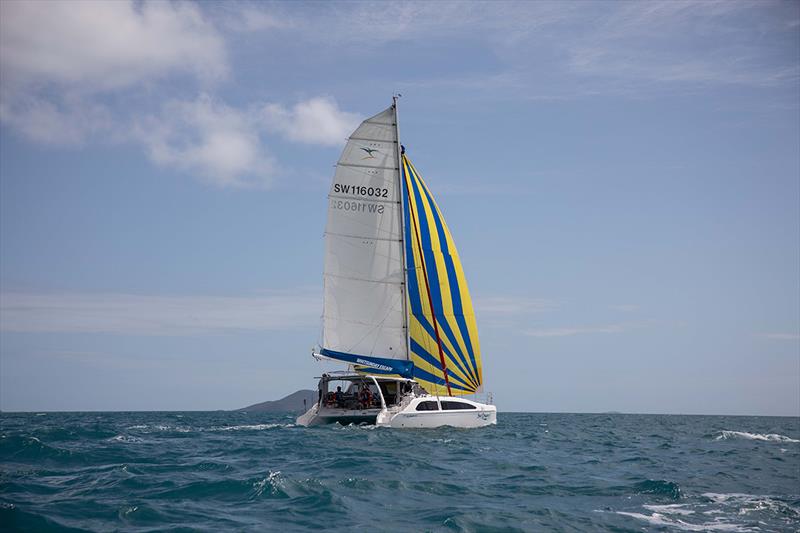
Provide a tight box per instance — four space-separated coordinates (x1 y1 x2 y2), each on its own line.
402 155 482 395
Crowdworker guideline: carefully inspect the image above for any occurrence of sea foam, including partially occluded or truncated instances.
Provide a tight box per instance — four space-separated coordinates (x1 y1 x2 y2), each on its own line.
715 430 799 443
615 511 752 532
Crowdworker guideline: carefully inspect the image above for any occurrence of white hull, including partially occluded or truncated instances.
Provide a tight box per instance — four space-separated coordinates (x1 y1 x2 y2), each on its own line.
381 400 496 428
297 394 496 429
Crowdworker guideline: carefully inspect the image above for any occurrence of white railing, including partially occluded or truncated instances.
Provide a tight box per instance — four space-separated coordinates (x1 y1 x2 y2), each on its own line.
460 391 493 405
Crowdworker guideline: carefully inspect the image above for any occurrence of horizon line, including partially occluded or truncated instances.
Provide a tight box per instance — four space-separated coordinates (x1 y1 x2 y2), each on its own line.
2 409 797 418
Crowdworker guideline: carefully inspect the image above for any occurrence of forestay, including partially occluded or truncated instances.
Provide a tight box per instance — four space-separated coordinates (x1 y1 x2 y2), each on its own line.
321 107 409 372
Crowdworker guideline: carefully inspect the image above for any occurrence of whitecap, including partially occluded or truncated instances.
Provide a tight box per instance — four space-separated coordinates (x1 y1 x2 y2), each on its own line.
150 425 192 433
332 423 378 430
701 493 800 517
615 511 751 531
714 430 799 443
122 505 138 516
109 435 143 443
252 470 284 497
643 504 695 516
207 423 294 432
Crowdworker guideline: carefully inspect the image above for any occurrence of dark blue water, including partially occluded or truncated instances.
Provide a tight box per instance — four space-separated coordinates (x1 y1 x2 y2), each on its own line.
1 412 798 532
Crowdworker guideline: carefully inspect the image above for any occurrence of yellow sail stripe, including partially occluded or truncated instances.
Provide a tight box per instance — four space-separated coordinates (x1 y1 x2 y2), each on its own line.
402 155 482 395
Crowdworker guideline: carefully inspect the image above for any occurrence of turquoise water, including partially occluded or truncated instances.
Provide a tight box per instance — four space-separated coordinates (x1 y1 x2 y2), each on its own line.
1 412 798 531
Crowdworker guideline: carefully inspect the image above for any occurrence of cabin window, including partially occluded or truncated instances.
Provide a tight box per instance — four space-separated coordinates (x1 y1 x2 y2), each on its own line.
415 401 440 411
440 401 476 410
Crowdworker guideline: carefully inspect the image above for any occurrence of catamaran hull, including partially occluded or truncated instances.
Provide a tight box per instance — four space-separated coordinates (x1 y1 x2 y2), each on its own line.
296 404 381 426
382 405 497 428
297 394 497 429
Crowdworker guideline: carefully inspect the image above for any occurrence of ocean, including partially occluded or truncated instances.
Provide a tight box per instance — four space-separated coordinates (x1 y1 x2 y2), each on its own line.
1 411 798 532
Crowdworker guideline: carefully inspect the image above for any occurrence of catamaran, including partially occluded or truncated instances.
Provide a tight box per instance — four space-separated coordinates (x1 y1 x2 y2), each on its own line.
297 98 496 428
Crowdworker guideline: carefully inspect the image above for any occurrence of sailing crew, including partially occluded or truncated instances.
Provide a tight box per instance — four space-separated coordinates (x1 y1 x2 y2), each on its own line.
359 385 372 409
334 386 343 407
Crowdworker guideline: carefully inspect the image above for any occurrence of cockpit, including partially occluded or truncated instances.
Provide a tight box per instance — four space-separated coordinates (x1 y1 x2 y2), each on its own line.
316 374 424 411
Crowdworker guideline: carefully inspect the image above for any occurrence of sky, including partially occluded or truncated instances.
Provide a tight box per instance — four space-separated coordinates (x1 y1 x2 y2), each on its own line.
0 0 798 415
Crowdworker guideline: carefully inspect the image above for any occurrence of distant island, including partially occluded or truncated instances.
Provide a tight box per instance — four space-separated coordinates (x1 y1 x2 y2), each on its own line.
237 390 316 413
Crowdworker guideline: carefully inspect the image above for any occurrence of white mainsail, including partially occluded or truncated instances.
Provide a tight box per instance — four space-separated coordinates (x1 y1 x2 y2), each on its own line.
321 106 408 368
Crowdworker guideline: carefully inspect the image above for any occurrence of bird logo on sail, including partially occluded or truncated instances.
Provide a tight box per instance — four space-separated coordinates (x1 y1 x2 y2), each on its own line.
360 147 379 159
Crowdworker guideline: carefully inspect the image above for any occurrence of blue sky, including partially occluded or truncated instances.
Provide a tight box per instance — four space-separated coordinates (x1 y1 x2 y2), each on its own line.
1 1 798 414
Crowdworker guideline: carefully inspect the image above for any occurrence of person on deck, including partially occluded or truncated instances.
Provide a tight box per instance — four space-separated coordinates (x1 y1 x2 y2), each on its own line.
359 385 372 409
334 386 343 407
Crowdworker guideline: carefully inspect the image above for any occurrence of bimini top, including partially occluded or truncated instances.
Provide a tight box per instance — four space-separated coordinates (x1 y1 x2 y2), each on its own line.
318 102 483 396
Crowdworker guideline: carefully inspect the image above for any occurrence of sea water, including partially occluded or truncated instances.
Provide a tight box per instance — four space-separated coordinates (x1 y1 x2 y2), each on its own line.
1 412 798 532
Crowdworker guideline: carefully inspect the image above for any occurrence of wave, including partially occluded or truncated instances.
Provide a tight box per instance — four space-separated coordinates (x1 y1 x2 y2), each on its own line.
207 423 295 432
714 430 799 443
615 511 752 532
632 479 683 500
108 434 143 443
606 492 799 531
122 423 295 433
701 493 800 518
121 424 193 433
250 470 286 498
0 435 84 463
643 504 695 516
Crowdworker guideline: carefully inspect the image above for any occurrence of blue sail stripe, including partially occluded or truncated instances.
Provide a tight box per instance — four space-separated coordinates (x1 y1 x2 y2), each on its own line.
406 165 479 385
410 164 480 384
412 365 471 392
409 338 474 391
402 160 478 389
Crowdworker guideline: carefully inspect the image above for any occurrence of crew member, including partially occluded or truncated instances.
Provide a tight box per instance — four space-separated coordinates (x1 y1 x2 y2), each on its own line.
359 385 372 408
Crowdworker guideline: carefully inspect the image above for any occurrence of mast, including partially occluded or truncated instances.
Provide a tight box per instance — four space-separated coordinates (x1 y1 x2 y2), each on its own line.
393 96 412 370
401 148 453 397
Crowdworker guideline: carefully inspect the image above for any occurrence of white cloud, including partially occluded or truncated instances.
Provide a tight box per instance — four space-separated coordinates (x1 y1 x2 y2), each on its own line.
760 333 800 341
0 0 226 91
0 97 113 146
474 296 555 315
0 0 361 186
217 5 292 32
0 0 231 156
300 1 573 46
312 1 797 98
262 97 361 146
559 1 799 91
524 323 635 337
610 304 640 312
136 94 274 188
0 290 320 336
